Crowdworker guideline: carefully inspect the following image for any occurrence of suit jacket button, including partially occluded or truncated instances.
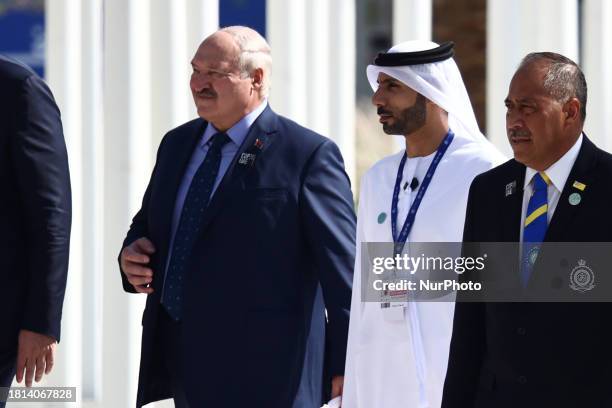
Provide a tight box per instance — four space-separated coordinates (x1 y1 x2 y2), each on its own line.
517 327 526 335
518 375 527 384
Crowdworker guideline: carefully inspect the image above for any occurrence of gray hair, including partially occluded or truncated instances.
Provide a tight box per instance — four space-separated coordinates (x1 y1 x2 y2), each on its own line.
519 52 587 121
220 26 272 97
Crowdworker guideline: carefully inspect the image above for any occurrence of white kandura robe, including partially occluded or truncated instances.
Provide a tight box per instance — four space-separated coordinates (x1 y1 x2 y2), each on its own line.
342 136 503 408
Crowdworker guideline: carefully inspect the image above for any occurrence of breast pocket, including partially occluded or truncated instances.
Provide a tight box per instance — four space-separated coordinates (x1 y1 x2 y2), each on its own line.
241 188 290 233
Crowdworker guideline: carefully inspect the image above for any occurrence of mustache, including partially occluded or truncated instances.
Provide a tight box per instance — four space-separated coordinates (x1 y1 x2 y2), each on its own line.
196 88 217 98
508 128 531 138
377 107 393 116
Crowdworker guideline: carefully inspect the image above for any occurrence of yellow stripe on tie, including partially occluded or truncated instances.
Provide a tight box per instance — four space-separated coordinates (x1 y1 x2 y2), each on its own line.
539 172 551 186
525 204 548 227
573 181 586 191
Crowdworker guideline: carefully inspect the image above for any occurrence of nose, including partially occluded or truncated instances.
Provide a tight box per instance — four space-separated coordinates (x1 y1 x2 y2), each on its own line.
190 73 209 93
372 87 384 107
506 110 525 130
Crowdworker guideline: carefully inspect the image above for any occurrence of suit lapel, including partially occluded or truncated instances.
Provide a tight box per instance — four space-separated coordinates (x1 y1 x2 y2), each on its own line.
197 105 279 236
544 136 599 242
501 160 526 242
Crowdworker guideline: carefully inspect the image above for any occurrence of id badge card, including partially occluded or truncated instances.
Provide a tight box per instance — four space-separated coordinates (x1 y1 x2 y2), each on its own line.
381 286 408 321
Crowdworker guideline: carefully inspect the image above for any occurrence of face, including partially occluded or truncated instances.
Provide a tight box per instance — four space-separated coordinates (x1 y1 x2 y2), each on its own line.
372 72 427 136
190 32 258 130
505 61 574 170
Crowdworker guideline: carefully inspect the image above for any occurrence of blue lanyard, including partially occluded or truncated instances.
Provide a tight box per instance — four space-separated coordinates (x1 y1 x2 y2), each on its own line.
391 130 454 254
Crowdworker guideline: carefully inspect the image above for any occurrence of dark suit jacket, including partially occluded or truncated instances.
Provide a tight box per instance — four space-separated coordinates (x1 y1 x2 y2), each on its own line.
0 55 71 350
119 106 356 408
442 136 612 408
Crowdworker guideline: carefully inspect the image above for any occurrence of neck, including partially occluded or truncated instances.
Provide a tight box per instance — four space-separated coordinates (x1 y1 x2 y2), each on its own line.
210 97 264 132
529 132 581 171
404 121 450 158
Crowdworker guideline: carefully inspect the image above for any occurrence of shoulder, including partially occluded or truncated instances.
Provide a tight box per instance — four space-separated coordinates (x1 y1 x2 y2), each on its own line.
590 140 612 172
597 150 612 171
273 111 330 150
167 117 204 136
448 137 506 171
268 110 347 168
470 158 521 190
0 56 50 106
148 118 203 160
587 141 612 193
362 151 404 183
161 118 204 143
0 55 36 84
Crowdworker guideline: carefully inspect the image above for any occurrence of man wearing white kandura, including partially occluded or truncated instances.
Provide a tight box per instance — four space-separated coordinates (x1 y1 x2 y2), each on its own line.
342 40 504 408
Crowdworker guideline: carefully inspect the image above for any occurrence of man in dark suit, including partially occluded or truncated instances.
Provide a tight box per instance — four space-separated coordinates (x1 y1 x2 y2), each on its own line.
0 55 71 405
442 52 612 407
119 26 355 408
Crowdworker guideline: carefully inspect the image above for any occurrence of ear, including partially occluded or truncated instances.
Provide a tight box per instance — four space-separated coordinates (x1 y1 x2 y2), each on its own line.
562 97 581 127
251 67 264 91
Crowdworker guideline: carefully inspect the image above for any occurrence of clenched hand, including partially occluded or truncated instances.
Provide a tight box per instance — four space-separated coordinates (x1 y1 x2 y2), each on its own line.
120 237 156 294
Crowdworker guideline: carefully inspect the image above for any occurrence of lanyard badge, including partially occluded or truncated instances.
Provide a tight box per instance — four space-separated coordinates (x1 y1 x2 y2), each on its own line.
381 130 455 313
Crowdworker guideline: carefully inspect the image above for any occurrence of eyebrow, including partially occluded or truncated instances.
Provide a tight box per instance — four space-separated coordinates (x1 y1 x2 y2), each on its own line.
504 97 536 105
190 63 225 72
377 77 400 86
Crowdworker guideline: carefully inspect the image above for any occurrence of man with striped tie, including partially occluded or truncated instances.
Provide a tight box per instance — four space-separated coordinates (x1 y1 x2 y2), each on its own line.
442 53 612 407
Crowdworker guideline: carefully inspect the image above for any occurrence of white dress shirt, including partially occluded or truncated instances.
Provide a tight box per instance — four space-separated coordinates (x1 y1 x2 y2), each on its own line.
519 134 583 242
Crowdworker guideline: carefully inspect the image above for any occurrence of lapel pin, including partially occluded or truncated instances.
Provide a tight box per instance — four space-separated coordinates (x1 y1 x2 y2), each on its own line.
505 181 517 197
377 212 387 224
238 152 256 166
572 181 586 191
568 192 581 206
254 138 264 150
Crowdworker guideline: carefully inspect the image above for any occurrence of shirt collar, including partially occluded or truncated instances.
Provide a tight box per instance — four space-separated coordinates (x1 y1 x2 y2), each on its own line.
524 133 583 191
200 99 268 148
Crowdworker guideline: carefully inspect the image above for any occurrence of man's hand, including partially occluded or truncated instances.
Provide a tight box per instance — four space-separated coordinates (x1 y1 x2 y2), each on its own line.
120 237 156 294
15 330 56 387
331 375 344 399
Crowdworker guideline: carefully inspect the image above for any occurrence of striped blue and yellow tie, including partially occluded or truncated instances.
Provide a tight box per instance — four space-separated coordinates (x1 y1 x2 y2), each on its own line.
521 172 550 286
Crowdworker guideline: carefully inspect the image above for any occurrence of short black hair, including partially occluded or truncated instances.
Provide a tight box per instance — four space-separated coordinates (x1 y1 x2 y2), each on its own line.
519 52 587 121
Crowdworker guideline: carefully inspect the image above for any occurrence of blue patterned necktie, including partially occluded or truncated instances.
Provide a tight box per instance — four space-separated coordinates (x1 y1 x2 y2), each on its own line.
162 132 230 320
521 172 550 287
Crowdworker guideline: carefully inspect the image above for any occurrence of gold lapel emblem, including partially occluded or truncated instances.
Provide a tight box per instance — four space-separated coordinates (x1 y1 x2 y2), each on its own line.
572 181 586 191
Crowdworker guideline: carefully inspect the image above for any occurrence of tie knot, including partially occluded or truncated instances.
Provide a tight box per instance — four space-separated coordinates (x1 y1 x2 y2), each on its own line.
210 132 230 150
533 172 549 191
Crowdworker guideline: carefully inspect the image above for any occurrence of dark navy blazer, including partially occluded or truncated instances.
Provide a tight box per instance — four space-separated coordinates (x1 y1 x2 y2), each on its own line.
0 56 71 351
443 136 612 408
120 106 356 407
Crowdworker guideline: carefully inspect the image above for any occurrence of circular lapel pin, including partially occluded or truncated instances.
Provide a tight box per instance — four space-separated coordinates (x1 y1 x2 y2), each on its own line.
377 212 387 224
569 192 581 206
